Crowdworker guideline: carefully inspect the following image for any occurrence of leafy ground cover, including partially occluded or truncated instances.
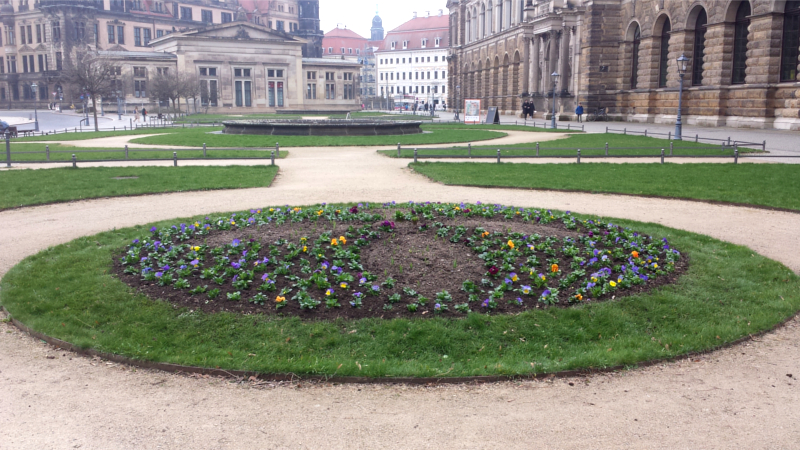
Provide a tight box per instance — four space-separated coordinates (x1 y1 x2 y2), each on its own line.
5 142 287 162
2 202 798 378
130 125 506 148
0 166 279 210
114 204 683 319
380 133 743 157
411 162 800 211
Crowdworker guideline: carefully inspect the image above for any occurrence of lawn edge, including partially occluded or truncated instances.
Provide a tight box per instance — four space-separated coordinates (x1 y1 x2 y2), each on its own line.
3 304 795 384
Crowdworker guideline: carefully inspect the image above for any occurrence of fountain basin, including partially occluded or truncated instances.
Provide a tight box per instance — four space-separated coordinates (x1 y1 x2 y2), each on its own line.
221 119 424 136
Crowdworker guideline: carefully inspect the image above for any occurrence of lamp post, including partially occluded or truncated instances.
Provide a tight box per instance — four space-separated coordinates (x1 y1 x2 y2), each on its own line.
550 72 560 129
31 83 39 132
454 85 460 122
117 90 123 121
675 53 689 141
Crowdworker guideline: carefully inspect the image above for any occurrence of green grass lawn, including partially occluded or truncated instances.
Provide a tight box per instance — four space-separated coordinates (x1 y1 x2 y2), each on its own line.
6 143 287 162
0 166 279 210
1 207 797 378
381 133 740 157
411 162 800 211
130 125 507 147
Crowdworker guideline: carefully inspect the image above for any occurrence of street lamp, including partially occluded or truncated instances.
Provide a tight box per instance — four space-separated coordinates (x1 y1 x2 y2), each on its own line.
550 72 560 129
117 90 123 121
454 85 461 122
675 53 689 141
31 83 39 132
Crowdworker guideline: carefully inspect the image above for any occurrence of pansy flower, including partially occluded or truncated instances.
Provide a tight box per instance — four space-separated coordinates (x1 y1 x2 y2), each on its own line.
521 285 532 294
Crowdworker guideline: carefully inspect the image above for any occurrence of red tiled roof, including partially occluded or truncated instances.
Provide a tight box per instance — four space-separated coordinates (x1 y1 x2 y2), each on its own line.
376 15 450 52
323 27 368 56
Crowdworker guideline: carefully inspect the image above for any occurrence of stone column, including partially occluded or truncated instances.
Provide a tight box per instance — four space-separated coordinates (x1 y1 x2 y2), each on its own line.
531 34 540 94
522 36 531 93
547 31 559 93
572 24 581 97
560 27 570 92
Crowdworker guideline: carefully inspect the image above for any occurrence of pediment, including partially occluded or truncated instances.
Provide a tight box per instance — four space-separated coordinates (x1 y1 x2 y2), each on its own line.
182 23 296 42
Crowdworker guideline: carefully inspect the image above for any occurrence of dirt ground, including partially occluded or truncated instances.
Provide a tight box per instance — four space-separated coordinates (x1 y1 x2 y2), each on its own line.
1 134 799 449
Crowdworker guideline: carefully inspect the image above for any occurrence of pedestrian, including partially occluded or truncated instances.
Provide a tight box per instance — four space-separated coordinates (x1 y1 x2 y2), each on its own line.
142 107 147 122
134 107 140 122
443 101 447 111
576 103 584 123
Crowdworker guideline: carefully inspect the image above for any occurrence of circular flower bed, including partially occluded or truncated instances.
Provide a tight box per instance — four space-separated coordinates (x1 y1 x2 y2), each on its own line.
115 202 685 319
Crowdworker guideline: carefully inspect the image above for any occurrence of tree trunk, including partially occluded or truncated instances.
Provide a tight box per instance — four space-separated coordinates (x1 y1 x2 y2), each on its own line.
91 94 99 131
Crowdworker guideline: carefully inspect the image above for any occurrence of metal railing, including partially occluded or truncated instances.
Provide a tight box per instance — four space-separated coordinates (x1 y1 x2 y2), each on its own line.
605 126 767 152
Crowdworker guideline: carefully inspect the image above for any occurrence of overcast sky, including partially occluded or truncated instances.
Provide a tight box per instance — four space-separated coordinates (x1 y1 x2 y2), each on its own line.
319 0 449 39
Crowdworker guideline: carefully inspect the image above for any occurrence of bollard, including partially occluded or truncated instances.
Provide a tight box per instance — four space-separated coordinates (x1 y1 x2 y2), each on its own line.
644 129 647 137
582 124 585 131
124 126 127 131
397 143 401 157
497 149 501 164
624 128 627 135
762 140 766 152
271 150 275 166
577 149 581 164
46 145 50 161
114 126 116 131
173 152 177 167
203 143 207 158
125 144 129 159
695 134 699 143
130 118 133 129
567 123 571 130
276 142 280 153
605 142 609 157
605 126 608 133
536 142 540 157
727 137 731 146
669 141 673 156
468 143 472 157
414 148 418 163
5 133 10 168
668 131 671 140
734 148 739 164
660 149 665 164
72 154 76 168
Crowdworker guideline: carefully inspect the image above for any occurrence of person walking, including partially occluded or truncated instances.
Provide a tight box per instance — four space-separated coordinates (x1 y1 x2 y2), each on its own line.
134 107 140 123
575 103 584 123
142 107 147 123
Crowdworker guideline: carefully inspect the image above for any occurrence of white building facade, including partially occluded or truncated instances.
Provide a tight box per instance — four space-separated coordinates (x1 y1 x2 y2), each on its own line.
375 11 449 109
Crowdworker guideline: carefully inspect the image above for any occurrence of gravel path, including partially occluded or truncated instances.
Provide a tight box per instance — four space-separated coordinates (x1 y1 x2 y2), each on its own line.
1 137 799 449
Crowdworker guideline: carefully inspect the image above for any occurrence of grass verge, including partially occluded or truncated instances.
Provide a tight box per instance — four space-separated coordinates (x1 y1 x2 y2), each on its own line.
410 162 800 211
0 166 279 210
14 126 211 142
2 207 797 378
380 133 743 157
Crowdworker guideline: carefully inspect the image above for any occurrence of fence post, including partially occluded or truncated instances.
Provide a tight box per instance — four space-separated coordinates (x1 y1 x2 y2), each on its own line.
203 143 207 158
734 147 739 164
668 131 671 141
397 143 401 157
468 143 472 157
582 124 585 131
414 148 418 163
276 142 280 153
536 142 539 157
114 126 116 132
605 126 608 133
46 145 50 161
567 123 571 130
130 118 133 129
695 134 699 143
173 152 177 167
271 150 275 166
125 144 129 159
497 149 501 164
71 154 76 168
762 140 766 152
728 137 731 146
5 133 10 168
669 141 673 156
624 128 627 135
660 149 664 164
605 142 609 157
577 149 581 164
644 129 647 137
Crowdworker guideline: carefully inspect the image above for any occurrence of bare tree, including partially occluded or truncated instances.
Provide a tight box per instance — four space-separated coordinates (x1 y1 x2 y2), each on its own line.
178 72 201 114
149 71 180 118
60 52 116 131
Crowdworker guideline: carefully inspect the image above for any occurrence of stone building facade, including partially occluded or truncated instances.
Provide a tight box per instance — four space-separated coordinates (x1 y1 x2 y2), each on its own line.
448 0 800 130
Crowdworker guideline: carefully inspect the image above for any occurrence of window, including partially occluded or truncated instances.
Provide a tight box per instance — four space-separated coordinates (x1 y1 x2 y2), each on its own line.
435 37 441 47
391 41 396 49
134 27 141 46
74 22 85 41
157 67 168 75
658 20 671 88
20 26 26 45
630 24 641 89
421 38 427 48
307 71 317 99
36 24 41 43
144 28 151 46
202 10 213 23
348 48 352 54
221 12 232 23
343 73 354 99
234 68 252 107
325 72 336 99
180 6 192 20
94 23 99 45
0 57 4 74
38 54 44 72
134 67 147 98
22 56 28 73
781 1 800 82
199 67 218 107
0 88 4 100
692 10 707 86
5 27 15 45
108 24 115 43
157 30 164 38
117 26 125 44
435 56 439 62
732 1 751 84
52 21 60 42
276 21 284 31
27 25 32 44
434 71 438 79
55 52 61 71
268 70 284 107
340 47 345 53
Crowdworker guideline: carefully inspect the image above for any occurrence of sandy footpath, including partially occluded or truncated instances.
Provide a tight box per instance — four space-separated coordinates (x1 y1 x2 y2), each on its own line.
1 137 799 449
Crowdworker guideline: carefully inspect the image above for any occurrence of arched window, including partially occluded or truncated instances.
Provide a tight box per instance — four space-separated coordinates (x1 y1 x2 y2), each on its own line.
658 19 671 88
480 4 486 39
487 1 493 35
780 1 800 82
631 25 641 89
732 1 751 85
692 9 707 86
466 11 472 42
498 1 504 31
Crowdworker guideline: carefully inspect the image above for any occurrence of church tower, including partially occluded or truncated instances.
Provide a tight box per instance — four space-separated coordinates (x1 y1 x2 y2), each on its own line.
371 9 384 41
295 0 324 58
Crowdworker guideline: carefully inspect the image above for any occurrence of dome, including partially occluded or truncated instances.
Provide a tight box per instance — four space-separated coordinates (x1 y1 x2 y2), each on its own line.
0 3 14 14
372 15 382 26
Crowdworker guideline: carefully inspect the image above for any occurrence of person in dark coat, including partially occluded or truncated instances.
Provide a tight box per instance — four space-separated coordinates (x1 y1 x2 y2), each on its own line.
575 103 584 122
